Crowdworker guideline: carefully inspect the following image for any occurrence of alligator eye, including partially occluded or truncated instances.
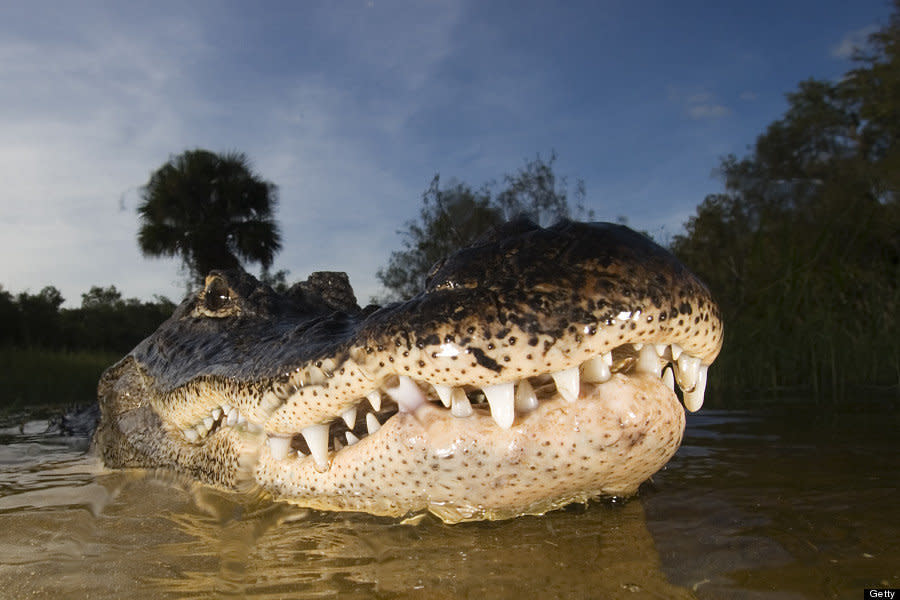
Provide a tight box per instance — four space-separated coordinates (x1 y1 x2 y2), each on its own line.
204 277 231 312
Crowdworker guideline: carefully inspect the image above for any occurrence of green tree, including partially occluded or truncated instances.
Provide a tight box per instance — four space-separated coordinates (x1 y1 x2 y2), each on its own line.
376 176 502 301
0 285 19 345
376 154 592 302
81 285 124 309
672 4 900 396
16 287 64 347
495 151 590 225
137 149 282 284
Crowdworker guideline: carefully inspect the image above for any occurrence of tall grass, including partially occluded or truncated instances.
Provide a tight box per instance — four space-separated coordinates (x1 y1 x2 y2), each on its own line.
0 347 119 410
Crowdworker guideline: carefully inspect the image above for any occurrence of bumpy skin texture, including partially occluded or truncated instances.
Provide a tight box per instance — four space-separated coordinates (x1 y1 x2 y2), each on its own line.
93 219 723 522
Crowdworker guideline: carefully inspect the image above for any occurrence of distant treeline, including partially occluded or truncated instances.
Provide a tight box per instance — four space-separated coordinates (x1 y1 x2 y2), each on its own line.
0 284 176 355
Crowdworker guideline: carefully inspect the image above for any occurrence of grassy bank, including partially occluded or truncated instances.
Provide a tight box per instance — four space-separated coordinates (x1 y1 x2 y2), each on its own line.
0 347 119 410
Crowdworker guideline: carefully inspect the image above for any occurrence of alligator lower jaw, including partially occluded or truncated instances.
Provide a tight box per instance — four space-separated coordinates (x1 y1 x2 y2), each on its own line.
253 372 685 522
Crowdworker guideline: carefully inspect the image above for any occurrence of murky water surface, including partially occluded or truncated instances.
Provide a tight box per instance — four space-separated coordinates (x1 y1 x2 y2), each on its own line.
0 400 896 599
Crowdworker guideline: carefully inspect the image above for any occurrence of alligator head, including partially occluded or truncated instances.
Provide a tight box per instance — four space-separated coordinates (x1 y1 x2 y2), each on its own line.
93 219 722 522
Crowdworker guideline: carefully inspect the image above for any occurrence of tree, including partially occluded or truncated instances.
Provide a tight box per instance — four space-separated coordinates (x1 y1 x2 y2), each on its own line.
81 285 124 310
376 154 592 302
137 149 282 284
260 268 292 294
495 151 590 225
671 4 900 395
16 287 64 347
0 285 19 346
376 176 503 301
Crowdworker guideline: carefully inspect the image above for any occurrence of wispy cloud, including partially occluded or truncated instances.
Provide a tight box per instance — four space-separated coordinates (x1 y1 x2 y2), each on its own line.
0 10 212 303
668 88 731 120
831 24 877 59
0 3 466 305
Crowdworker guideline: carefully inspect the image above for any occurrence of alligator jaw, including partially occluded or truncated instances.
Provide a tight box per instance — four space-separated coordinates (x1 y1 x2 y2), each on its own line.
255 372 684 522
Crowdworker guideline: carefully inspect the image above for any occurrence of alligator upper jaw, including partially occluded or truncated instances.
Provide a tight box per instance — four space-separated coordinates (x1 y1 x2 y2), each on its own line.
253 371 685 522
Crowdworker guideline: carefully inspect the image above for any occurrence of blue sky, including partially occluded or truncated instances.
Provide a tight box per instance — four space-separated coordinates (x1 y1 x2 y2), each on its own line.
0 0 890 306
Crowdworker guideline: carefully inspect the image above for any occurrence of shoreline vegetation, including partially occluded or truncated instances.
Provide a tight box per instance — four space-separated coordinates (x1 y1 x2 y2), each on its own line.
0 347 119 411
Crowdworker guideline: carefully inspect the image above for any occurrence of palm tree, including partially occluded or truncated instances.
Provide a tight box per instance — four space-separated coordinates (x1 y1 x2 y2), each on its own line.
137 149 282 284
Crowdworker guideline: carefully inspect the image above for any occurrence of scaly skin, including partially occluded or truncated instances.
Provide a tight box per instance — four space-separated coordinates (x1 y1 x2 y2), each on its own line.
92 219 723 522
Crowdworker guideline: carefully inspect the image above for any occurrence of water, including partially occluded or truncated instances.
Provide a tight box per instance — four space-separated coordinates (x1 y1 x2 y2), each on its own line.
0 400 896 599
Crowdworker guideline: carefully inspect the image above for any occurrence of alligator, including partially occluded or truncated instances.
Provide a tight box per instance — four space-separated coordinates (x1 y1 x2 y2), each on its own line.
92 218 722 523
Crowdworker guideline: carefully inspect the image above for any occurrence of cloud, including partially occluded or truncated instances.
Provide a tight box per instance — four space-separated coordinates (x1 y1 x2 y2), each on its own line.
0 3 466 306
667 88 731 120
831 25 878 59
0 11 212 304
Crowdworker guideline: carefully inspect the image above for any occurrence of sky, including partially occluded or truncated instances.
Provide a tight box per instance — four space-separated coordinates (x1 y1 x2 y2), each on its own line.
0 0 891 307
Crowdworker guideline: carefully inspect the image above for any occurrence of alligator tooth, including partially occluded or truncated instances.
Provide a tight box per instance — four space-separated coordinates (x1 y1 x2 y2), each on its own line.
202 416 215 430
183 428 199 442
670 344 683 361
384 375 426 413
633 343 644 351
333 436 344 452
308 366 328 385
300 424 330 471
237 413 247 426
662 366 675 390
483 382 515 429
450 388 473 417
551 367 580 402
433 384 453 408
581 355 611 383
211 407 223 420
226 407 238 427
341 406 357 428
515 380 539 413
654 343 667 357
683 365 708 412
636 344 662 377
676 354 701 392
345 431 360 446
268 435 291 460
195 423 208 438
366 413 381 435
367 390 382 412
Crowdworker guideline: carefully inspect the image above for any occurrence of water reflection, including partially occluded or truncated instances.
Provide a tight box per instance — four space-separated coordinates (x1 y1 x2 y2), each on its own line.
645 405 900 599
0 402 897 599
1 462 694 599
